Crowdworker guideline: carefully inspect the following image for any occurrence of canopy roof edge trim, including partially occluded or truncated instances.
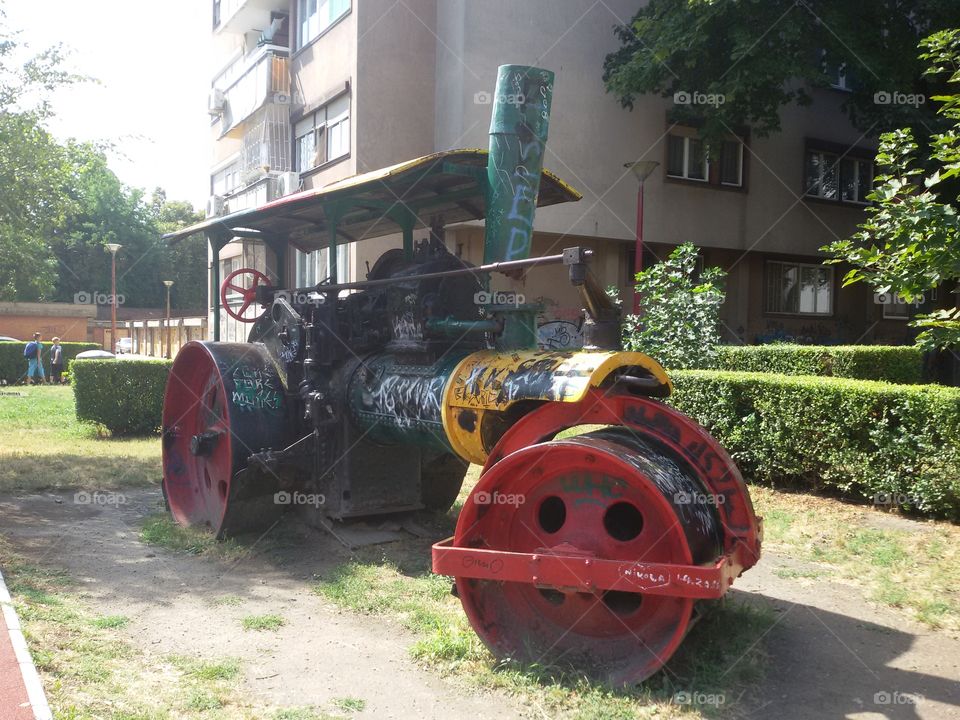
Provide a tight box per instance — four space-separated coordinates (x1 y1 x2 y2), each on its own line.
165 149 582 252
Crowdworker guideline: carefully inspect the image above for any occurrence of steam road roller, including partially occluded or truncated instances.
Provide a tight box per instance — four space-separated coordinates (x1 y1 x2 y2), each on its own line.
161 65 761 684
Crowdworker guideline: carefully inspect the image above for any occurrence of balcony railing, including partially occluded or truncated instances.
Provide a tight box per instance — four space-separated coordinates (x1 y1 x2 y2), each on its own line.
215 46 290 136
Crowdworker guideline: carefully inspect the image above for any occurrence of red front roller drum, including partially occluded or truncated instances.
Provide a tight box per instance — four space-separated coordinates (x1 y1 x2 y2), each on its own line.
451 422 731 685
161 341 291 537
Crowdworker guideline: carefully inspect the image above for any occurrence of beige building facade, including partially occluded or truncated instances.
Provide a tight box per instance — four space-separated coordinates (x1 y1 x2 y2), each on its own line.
206 0 915 346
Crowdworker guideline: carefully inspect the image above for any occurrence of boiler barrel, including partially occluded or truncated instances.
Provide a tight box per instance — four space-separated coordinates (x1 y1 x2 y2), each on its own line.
346 352 468 451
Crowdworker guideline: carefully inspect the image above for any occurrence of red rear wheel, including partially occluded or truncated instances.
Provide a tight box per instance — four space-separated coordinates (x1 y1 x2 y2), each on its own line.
161 341 290 537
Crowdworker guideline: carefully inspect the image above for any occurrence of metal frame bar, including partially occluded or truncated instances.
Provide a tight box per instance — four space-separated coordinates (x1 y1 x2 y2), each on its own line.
431 538 740 600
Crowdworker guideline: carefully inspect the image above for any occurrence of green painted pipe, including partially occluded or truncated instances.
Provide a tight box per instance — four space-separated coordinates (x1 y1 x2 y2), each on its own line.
483 64 554 264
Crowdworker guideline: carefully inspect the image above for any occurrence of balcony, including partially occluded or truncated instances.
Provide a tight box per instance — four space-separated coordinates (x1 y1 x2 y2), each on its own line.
214 46 290 137
214 0 288 35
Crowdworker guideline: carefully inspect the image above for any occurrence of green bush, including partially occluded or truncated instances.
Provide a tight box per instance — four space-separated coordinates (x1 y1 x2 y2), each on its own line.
623 243 727 369
72 359 172 435
669 370 960 520
711 344 925 384
0 341 100 384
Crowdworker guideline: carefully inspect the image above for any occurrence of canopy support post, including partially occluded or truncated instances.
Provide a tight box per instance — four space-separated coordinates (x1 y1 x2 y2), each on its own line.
207 230 229 341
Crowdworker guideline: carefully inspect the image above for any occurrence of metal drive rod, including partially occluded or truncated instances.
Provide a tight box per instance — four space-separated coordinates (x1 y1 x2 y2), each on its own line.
291 248 591 296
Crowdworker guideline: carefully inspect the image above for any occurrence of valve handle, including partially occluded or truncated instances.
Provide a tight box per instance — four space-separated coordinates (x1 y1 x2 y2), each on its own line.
220 268 272 323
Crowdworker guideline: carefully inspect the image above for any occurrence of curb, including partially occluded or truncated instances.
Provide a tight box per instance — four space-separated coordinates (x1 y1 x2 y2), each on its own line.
0 568 52 720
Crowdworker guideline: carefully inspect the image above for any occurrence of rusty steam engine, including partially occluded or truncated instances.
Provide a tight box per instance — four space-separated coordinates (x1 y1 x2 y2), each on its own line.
161 65 761 684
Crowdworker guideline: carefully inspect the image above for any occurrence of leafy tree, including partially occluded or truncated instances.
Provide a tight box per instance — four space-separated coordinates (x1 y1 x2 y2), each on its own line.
623 243 726 369
150 188 206 310
0 9 204 310
824 30 960 348
603 0 960 147
0 12 80 300
46 142 183 309
0 110 67 299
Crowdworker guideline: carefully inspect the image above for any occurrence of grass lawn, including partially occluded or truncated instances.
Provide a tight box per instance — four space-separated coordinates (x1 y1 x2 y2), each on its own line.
0 385 160 493
2 386 958 719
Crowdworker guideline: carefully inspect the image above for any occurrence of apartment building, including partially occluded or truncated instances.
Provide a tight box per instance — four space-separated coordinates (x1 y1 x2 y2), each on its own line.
205 0 915 346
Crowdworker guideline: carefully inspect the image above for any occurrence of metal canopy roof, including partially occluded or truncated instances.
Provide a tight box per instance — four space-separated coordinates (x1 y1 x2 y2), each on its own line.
164 149 582 253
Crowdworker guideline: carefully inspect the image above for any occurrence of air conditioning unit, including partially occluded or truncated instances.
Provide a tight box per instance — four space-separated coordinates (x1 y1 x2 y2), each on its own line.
278 171 300 196
206 195 226 218
207 88 226 116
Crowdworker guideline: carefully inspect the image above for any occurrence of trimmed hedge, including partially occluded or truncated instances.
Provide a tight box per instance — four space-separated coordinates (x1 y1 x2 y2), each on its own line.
0 341 100 384
711 344 924 384
73 359 172 435
669 370 960 520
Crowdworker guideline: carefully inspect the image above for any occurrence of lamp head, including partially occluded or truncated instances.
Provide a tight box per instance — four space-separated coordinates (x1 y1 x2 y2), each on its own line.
624 160 660 183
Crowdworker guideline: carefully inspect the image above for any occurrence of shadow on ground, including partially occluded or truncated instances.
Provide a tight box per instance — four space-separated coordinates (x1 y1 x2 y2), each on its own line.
0 487 957 719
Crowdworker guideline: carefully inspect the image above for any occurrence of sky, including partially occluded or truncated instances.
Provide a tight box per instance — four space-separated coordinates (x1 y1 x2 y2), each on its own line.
6 0 213 208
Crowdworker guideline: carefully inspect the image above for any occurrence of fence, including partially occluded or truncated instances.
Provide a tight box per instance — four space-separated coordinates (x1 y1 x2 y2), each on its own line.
128 317 207 358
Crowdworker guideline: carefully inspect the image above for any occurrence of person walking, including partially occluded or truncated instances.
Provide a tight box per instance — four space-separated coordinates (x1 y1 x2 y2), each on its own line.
50 337 64 384
23 332 45 385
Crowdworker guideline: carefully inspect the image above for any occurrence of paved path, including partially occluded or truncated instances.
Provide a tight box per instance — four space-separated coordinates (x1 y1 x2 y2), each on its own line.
0 568 50 720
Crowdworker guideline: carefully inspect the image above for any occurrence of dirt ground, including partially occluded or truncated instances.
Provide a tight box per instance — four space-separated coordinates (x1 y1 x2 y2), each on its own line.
1 487 958 719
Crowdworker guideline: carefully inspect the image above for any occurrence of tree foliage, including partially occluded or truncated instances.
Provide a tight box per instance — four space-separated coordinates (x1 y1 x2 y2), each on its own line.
603 0 960 146
824 29 960 348
623 243 726 369
0 10 205 310
0 14 76 300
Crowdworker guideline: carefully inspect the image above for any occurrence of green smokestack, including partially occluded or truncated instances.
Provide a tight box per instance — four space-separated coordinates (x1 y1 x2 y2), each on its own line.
483 65 554 264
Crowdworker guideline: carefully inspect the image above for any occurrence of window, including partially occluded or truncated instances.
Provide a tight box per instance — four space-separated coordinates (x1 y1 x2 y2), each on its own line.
879 292 916 320
666 135 707 181
295 248 327 286
719 139 743 186
211 159 242 196
821 50 856 91
298 0 350 49
295 244 349 286
666 131 745 187
294 94 350 173
805 148 872 203
840 157 871 203
883 299 910 320
766 261 833 315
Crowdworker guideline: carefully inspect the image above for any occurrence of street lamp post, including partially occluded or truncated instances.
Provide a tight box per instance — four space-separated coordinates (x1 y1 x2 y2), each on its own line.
105 243 122 353
624 160 659 315
162 280 174 359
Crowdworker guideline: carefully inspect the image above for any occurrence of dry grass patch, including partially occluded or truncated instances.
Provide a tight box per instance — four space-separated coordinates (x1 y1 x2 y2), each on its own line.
749 485 960 630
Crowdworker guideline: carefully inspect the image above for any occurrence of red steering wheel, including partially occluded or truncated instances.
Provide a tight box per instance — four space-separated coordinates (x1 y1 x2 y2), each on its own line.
220 268 272 323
